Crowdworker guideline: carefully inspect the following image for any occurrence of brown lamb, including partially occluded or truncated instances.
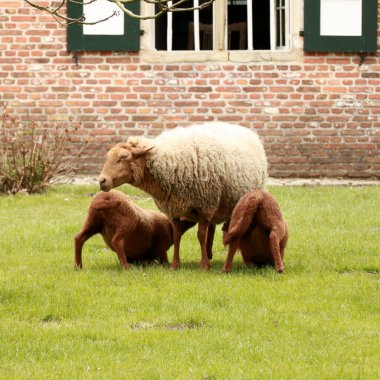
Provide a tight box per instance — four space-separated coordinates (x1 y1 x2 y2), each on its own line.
222 189 289 273
74 189 195 270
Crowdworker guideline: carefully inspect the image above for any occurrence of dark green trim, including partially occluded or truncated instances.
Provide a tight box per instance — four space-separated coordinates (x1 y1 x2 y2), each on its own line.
67 0 140 52
304 0 378 53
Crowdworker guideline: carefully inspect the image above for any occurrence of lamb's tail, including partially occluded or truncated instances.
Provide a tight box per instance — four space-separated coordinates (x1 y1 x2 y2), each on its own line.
223 190 264 245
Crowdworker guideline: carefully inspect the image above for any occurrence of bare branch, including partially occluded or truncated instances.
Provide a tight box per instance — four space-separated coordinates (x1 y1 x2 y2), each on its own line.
24 0 215 22
24 0 119 25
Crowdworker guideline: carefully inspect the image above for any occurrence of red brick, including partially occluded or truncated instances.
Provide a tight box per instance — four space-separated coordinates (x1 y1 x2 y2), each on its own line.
2 4 380 179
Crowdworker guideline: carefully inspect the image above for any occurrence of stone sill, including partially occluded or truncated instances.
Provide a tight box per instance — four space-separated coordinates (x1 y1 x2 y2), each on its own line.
140 50 300 64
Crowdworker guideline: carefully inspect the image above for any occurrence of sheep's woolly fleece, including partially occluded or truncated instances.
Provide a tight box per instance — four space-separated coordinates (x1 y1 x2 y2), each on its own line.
90 189 168 230
127 122 268 219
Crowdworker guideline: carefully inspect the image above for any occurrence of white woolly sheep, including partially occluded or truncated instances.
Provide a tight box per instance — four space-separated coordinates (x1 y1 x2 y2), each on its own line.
74 189 195 269
99 122 268 270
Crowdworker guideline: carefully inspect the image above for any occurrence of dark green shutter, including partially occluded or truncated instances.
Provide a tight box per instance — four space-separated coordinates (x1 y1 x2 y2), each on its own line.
67 0 140 52
304 0 377 53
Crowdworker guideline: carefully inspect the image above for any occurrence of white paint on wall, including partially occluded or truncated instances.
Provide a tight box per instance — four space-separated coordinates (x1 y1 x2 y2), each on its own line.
320 0 362 36
83 0 124 35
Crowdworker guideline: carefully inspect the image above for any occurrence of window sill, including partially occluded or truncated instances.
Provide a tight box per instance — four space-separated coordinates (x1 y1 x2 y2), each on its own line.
140 50 228 63
140 49 300 63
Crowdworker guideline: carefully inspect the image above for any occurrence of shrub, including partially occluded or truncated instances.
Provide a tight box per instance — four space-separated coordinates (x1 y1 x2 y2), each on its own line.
0 107 92 194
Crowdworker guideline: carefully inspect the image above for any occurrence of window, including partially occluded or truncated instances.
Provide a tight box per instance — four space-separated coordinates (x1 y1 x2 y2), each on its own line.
150 0 290 51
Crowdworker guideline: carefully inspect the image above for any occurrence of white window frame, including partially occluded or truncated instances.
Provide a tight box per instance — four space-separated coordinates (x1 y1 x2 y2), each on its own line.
140 0 301 62
273 0 290 50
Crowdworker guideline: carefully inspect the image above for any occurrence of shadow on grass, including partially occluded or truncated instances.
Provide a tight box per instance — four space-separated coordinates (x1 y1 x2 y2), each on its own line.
81 258 282 278
130 318 208 331
335 266 380 276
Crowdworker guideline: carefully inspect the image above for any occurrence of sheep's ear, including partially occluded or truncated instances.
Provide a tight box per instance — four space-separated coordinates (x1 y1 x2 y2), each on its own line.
130 145 154 159
118 153 131 162
116 207 128 217
92 200 121 210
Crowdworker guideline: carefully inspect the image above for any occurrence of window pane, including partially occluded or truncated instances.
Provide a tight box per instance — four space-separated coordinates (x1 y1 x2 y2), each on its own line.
281 8 285 46
275 0 287 48
155 5 167 50
251 0 270 49
153 0 288 51
155 0 213 51
172 10 193 50
276 8 281 46
228 0 247 49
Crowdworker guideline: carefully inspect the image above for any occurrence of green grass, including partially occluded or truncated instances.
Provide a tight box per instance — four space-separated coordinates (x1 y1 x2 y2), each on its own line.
0 184 379 379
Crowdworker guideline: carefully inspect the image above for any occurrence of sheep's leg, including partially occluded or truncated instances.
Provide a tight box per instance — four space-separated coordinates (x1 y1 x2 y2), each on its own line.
170 218 183 270
222 238 240 273
198 217 211 270
269 229 284 273
280 224 289 261
158 250 169 265
74 228 98 269
222 220 230 237
206 224 215 260
111 234 131 270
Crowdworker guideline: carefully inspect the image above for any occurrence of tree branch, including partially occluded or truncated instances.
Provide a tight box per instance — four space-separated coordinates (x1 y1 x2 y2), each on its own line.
24 0 215 22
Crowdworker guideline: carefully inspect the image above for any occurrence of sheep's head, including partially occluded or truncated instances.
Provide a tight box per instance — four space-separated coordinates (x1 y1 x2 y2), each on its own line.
99 142 153 191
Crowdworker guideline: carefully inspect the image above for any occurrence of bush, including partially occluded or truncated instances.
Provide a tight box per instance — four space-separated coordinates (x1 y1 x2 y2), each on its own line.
0 107 92 194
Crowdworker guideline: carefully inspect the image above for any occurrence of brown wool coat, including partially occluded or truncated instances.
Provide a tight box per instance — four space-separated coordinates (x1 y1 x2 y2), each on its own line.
223 190 289 273
74 189 194 270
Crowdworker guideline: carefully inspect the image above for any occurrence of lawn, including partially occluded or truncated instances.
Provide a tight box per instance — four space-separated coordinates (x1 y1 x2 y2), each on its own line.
0 184 379 379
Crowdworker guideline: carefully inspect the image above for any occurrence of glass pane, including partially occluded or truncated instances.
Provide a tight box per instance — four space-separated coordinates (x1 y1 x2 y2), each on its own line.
250 0 270 49
228 0 247 50
199 0 214 50
172 9 194 50
155 4 167 50
276 9 280 46
281 8 285 46
155 0 213 50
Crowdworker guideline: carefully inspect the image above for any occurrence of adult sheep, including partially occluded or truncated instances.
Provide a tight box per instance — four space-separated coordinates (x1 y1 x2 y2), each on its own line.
99 122 268 270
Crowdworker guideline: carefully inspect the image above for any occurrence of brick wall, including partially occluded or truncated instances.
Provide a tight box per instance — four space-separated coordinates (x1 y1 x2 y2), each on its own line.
1 1 380 178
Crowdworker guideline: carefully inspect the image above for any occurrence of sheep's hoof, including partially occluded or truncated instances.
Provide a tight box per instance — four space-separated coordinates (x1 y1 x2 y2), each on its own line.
170 262 180 270
74 263 83 270
222 266 231 273
200 262 211 271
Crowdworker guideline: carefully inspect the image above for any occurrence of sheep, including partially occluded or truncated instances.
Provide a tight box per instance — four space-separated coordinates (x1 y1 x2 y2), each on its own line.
98 122 268 270
222 189 289 273
74 189 195 269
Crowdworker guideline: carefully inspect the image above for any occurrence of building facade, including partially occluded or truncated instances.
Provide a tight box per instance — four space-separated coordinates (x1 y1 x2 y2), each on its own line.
1 0 379 178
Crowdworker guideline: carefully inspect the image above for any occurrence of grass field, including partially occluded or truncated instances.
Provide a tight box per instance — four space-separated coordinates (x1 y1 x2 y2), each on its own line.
0 184 379 379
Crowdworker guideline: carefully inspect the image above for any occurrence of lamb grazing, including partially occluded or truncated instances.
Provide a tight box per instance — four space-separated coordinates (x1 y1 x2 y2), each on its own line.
74 189 195 270
222 189 289 273
99 122 268 270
